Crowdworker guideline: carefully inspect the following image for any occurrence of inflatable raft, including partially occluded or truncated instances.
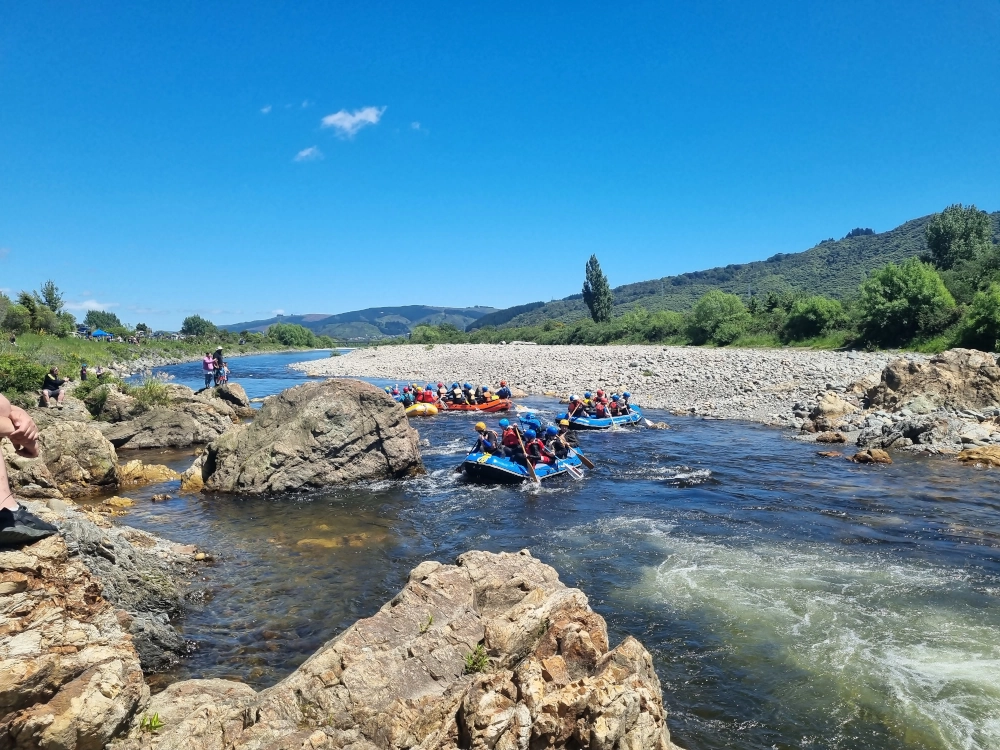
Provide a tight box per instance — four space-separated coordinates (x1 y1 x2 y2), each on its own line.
568 406 643 430
461 451 584 484
443 398 512 413
405 403 439 417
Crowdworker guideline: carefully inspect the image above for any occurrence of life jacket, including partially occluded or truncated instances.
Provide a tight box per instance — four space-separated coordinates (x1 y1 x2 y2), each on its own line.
567 400 582 417
497 386 511 399
594 402 608 417
609 402 621 416
476 430 499 452
452 388 465 403
423 390 436 403
525 438 552 463
502 427 521 448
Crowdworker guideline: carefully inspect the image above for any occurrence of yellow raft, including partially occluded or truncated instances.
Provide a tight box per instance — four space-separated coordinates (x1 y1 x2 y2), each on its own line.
405 403 439 417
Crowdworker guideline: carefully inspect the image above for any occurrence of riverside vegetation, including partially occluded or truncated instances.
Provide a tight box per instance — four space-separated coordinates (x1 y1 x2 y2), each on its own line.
0 283 335 396
409 204 1000 353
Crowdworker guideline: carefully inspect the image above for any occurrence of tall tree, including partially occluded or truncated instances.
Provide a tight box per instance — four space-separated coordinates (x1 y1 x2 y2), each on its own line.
84 309 122 330
925 204 994 271
38 280 64 312
582 255 614 323
180 314 216 337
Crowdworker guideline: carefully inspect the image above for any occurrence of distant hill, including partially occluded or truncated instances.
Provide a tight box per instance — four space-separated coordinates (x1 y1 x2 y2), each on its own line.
472 212 1000 329
223 305 496 340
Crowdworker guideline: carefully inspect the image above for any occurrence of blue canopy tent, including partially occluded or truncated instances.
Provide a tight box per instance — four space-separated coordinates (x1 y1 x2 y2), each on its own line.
91 329 112 339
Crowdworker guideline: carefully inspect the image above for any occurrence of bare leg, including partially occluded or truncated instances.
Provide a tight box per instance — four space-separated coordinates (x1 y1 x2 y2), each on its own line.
0 446 16 511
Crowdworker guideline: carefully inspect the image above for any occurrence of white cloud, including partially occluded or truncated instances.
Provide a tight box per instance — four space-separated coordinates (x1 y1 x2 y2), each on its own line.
261 104 272 114
65 299 118 311
293 146 324 162
321 106 386 137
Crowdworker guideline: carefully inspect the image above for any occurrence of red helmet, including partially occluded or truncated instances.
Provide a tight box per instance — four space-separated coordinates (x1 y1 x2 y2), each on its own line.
596 389 605 397
403 386 410 392
500 380 507 386
601 396 609 403
437 382 444 387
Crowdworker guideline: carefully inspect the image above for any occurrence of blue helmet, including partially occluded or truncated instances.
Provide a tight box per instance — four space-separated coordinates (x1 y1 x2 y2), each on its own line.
499 418 510 429
452 383 459 389
524 429 537 440
426 384 434 390
623 391 631 398
559 413 568 420
463 383 471 389
612 394 619 401
569 394 578 401
584 392 592 398
545 425 559 437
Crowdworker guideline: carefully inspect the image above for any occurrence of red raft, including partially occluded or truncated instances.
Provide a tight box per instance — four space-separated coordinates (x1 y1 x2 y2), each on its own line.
442 398 512 413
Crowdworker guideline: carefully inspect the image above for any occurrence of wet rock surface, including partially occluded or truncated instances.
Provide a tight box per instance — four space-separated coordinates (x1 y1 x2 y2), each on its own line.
202 379 423 493
110 549 679 750
39 422 121 498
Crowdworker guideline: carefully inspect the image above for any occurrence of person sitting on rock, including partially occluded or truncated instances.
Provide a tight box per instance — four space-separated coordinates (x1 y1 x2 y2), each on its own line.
471 422 500 454
41 367 70 407
496 380 512 399
0 393 57 548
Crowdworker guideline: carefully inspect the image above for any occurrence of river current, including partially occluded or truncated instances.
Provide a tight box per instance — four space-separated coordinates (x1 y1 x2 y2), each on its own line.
107 351 1000 750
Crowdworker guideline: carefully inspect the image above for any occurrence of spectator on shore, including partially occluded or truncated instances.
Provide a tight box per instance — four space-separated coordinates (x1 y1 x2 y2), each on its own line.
80 363 89 381
8 333 15 346
202 352 215 388
41 367 70 407
95 365 105 379
0 392 56 547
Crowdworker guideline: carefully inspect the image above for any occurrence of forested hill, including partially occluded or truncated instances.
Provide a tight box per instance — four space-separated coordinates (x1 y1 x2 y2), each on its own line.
223 305 495 340
469 212 1000 330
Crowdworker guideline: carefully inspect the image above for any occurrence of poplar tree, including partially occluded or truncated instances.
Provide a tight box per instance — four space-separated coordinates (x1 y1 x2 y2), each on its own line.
582 255 614 323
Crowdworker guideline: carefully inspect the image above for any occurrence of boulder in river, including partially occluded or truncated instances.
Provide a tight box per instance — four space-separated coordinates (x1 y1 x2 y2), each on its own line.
957 445 1000 467
202 379 423 493
866 348 1000 411
849 448 893 464
111 549 679 750
100 402 234 450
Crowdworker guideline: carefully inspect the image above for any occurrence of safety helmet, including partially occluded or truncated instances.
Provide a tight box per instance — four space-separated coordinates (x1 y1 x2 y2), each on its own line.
500 380 507 386
482 386 489 392
623 391 631 398
569 394 578 401
438 382 444 387
452 382 459 389
612 394 620 401
415 386 423 392
426 384 434 390
499 418 510 429
524 429 537 440
545 426 559 437
596 389 604 397
384 386 391 393
475 422 487 432
464 383 471 389
584 392 592 399
403 386 410 392
559 419 570 427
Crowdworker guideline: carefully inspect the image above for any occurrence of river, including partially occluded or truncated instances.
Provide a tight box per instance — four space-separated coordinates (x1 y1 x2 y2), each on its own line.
108 351 1000 750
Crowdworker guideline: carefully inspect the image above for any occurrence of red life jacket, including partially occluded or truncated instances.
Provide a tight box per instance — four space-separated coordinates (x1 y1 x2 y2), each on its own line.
594 402 608 417
502 428 521 447
567 400 582 416
526 438 552 463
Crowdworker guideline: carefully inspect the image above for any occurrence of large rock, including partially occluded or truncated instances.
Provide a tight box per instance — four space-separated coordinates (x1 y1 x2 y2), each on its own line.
101 403 234 450
82 384 140 422
39 422 120 498
867 348 1000 411
202 379 423 493
957 445 1000 467
0 534 149 750
1 440 63 499
211 383 255 416
111 550 679 750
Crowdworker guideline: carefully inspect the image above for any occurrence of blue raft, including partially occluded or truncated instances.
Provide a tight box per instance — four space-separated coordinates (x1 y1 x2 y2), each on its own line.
462 451 584 484
568 406 643 430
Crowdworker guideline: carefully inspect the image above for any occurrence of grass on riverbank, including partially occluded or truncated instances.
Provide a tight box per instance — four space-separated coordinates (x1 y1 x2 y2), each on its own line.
0 333 313 394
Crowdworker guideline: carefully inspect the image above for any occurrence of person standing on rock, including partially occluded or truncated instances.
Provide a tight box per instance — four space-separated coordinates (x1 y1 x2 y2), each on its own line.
213 347 224 386
0 393 57 547
202 352 215 389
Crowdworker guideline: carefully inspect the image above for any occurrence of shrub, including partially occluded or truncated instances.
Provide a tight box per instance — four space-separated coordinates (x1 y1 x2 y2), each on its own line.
0 354 47 394
132 378 172 410
858 259 957 346
688 290 751 345
266 323 317 347
643 310 685 341
463 644 489 674
3 305 32 334
782 296 846 341
959 283 1000 352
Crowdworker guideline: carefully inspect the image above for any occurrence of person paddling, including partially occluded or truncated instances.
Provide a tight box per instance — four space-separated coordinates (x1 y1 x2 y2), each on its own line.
496 380 511 399
499 418 524 460
523 429 557 466
545 425 571 459
567 394 585 419
471 422 500 454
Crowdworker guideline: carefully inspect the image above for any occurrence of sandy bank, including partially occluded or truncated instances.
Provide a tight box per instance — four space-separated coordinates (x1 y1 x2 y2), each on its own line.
291 344 921 424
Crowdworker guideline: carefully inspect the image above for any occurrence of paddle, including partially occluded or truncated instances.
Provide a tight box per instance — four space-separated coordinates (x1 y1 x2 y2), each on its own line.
567 445 595 470
516 429 540 484
454 440 479 474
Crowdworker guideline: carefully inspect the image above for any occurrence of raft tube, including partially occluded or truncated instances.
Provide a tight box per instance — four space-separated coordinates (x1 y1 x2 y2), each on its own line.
462 451 584 484
405 403 439 417
443 398 512 413
567 406 643 430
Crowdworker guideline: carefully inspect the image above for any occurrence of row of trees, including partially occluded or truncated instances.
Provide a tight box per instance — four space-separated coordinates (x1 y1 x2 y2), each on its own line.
407 204 1000 352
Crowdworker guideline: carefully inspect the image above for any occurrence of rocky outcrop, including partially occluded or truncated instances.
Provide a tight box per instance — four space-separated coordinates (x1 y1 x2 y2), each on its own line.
1 440 63 499
211 384 255 417
866 349 1000 411
101 404 234 450
118 460 181 486
112 549 679 750
202 379 423 494
83 384 140 422
850 448 893 464
957 445 1000 467
0 534 149 750
39 422 120 498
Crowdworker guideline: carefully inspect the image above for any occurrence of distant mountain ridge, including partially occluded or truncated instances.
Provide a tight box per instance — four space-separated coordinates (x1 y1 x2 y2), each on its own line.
222 305 496 340
468 212 1000 330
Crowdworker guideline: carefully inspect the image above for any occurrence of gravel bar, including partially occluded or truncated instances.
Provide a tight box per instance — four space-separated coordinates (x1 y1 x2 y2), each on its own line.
291 344 923 425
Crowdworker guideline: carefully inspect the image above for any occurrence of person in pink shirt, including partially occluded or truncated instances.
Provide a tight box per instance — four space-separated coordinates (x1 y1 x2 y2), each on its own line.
202 352 215 388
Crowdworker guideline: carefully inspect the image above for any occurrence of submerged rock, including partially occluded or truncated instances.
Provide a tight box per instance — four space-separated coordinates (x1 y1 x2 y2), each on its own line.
202 379 423 493
850 448 893 465
111 549 679 750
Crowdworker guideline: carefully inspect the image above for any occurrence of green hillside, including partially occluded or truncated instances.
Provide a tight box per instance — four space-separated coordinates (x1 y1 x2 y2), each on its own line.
223 305 496 341
476 213 1000 329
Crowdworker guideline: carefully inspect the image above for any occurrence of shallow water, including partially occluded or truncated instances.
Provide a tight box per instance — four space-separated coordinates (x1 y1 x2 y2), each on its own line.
105 353 1000 750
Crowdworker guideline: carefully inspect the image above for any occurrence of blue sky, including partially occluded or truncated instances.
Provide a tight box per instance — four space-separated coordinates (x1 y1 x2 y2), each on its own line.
1 1 998 330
